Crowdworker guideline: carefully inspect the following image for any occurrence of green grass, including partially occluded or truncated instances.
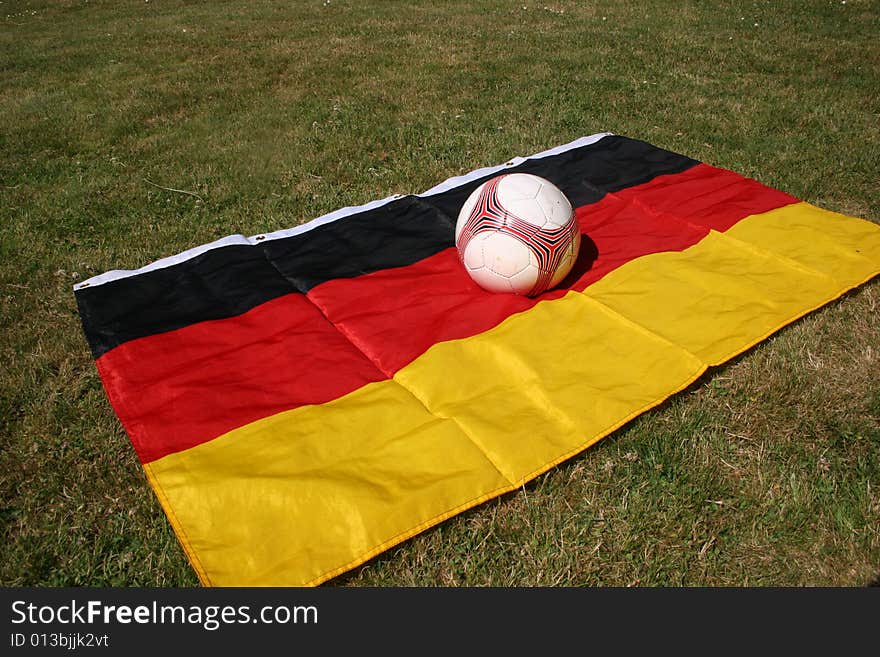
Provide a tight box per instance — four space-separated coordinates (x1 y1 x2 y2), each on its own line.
2 0 878 587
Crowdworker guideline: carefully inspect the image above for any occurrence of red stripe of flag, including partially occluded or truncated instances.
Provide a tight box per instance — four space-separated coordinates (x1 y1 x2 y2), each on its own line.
98 293 386 464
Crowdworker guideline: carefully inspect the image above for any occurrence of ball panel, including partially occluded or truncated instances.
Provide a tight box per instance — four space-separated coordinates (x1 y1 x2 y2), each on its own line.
480 231 532 278
536 186 574 228
461 235 487 271
468 266 515 294
496 173 543 202
507 263 540 295
501 196 547 229
548 230 581 288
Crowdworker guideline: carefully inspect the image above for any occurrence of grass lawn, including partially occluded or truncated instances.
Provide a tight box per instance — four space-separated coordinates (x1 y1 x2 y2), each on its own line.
1 0 878 586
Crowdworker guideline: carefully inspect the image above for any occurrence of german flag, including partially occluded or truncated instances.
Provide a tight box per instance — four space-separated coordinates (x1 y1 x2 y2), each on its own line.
74 133 880 586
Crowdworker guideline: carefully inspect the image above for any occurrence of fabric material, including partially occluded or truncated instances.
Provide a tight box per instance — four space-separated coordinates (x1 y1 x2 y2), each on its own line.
75 133 880 586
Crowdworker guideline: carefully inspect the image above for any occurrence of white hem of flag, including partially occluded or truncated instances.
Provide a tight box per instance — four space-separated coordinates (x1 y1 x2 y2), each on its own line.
74 132 614 291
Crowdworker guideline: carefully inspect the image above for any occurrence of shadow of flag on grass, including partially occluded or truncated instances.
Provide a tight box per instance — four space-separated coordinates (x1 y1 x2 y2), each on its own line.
74 132 880 586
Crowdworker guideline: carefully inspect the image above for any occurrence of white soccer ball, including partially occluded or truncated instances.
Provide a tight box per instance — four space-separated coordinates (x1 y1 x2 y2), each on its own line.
455 173 580 297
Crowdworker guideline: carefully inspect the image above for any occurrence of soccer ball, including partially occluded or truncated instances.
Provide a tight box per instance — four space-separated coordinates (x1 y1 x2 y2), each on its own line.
455 173 580 297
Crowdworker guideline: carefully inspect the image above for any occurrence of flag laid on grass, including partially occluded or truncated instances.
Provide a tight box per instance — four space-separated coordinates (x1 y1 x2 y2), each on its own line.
75 133 880 586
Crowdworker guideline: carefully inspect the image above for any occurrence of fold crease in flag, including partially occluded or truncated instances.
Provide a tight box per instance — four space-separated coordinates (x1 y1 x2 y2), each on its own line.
75 132 880 586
